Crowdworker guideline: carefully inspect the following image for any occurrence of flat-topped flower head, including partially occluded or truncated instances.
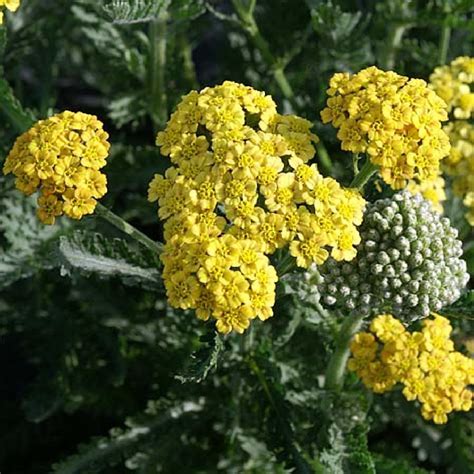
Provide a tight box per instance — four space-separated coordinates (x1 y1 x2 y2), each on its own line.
149 81 366 334
406 173 446 213
0 0 20 23
318 191 469 322
3 111 110 224
430 57 474 226
349 314 474 424
321 66 450 189
430 56 474 119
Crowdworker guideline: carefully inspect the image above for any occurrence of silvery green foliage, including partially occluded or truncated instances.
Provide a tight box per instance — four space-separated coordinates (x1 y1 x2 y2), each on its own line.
318 191 469 322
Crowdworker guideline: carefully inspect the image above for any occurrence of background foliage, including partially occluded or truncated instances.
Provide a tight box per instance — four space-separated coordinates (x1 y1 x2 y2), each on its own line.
0 0 473 472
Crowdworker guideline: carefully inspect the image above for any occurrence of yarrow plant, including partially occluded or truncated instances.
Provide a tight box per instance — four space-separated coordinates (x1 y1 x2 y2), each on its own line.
0 0 19 23
0 2 473 471
3 111 110 224
321 66 451 189
148 81 366 334
349 314 474 424
430 56 474 225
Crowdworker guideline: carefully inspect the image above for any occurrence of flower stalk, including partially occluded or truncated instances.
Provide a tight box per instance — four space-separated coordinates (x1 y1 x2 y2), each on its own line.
148 9 169 133
324 313 366 391
379 23 407 70
350 159 378 190
231 0 297 110
95 203 163 255
438 22 451 66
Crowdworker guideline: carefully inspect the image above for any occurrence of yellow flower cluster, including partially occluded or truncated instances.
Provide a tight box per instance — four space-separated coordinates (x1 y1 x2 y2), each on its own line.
321 66 450 189
349 314 474 424
430 57 474 225
430 56 474 119
0 0 19 23
406 173 446 213
3 111 110 225
149 81 365 334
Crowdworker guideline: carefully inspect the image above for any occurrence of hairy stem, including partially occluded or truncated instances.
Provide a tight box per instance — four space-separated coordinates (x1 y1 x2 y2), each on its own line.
350 159 378 190
95 203 163 255
324 313 366 391
148 10 168 133
178 34 198 89
379 23 406 70
438 23 451 66
315 141 333 173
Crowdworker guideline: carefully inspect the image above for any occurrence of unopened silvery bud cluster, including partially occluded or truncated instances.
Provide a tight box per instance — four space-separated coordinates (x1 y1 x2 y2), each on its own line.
318 191 469 322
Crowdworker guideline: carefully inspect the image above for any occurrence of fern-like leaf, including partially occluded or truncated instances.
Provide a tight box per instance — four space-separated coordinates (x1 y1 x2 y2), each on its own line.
0 77 36 134
175 330 223 383
58 230 162 290
0 184 65 289
51 400 204 474
102 0 170 24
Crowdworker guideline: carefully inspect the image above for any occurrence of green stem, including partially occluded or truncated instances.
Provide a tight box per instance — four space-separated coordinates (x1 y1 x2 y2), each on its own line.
148 10 168 133
350 159 378 190
438 22 451 66
325 313 366 391
178 34 198 89
95 203 163 255
231 0 297 109
315 141 333 174
379 24 407 70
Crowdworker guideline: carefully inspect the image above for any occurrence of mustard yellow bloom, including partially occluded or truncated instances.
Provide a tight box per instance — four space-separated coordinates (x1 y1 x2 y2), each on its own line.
349 314 474 424
406 173 446 213
3 111 110 224
430 56 474 119
321 66 450 189
150 81 366 334
430 57 474 225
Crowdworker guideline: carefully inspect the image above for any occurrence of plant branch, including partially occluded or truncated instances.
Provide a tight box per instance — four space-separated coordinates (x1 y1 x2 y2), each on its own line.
349 159 378 190
315 141 333 174
324 313 366 391
379 23 407 70
148 9 169 133
231 0 297 109
95 203 163 255
438 20 451 66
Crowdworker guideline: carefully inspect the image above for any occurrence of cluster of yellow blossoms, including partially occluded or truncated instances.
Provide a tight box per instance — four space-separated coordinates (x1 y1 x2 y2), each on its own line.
3 111 110 224
430 57 474 225
321 66 450 189
406 173 446 213
149 81 365 334
430 56 474 119
349 314 474 424
0 0 19 23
